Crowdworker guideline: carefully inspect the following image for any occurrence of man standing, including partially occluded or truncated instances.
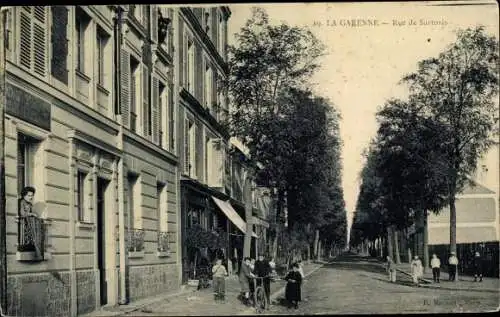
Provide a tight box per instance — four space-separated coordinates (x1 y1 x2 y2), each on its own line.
448 252 459 281
473 251 483 282
430 254 441 283
254 254 272 307
239 257 255 306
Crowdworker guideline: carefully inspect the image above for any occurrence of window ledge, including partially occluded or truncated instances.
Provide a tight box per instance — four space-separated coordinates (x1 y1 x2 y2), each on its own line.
128 250 145 259
76 69 91 82
77 221 95 230
16 251 51 262
157 250 171 258
97 83 110 95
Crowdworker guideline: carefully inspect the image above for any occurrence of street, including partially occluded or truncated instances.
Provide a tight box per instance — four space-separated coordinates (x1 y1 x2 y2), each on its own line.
108 253 499 316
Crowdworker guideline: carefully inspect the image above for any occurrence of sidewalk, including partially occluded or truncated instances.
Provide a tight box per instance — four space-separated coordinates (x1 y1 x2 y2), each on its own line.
85 260 327 316
380 259 499 293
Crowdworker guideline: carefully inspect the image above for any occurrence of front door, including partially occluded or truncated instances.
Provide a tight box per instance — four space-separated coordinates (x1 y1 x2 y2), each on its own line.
97 178 109 305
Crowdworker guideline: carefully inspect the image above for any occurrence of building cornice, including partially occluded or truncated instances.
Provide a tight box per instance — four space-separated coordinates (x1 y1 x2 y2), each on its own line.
123 129 179 166
180 88 230 139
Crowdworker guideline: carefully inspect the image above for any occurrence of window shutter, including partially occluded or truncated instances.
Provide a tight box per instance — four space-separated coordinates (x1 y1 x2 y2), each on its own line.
19 7 32 70
51 6 69 84
178 28 184 87
33 6 47 77
196 126 203 179
142 64 150 137
184 120 190 174
152 75 159 144
151 6 158 43
169 84 175 151
120 49 130 127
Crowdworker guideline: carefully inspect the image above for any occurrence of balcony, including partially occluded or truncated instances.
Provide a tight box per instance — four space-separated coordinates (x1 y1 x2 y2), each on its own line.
128 228 145 258
157 231 175 257
15 216 51 262
75 70 90 105
96 84 110 116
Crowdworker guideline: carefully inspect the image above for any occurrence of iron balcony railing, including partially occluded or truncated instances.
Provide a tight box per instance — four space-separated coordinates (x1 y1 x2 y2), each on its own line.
16 216 48 261
157 231 175 252
127 228 146 252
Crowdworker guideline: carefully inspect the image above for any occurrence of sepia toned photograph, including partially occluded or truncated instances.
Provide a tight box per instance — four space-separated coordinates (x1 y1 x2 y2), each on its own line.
0 1 498 316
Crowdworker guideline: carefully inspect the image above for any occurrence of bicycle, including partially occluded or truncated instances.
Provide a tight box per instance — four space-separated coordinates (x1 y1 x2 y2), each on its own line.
250 275 272 313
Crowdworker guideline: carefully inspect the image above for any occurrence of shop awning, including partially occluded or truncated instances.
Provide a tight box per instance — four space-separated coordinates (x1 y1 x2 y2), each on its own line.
212 196 258 238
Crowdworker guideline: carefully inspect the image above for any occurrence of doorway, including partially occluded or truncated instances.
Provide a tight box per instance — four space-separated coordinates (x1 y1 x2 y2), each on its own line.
97 177 110 306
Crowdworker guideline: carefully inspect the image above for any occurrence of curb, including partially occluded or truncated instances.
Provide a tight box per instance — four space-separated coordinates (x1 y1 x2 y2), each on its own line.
83 288 194 317
238 257 336 315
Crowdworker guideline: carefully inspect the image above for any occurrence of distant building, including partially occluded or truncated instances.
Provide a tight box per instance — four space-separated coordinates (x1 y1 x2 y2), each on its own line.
404 144 499 277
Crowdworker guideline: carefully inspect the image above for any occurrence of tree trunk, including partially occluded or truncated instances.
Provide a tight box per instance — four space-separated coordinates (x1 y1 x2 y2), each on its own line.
314 229 320 258
449 184 458 281
423 210 429 274
394 229 401 264
317 240 322 261
387 227 394 261
307 244 311 262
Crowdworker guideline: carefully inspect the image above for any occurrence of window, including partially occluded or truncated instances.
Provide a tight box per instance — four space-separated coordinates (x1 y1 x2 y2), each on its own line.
96 27 109 87
130 57 140 133
75 8 89 74
204 63 213 111
157 183 168 232
218 12 224 53
184 119 193 176
186 39 195 93
190 124 197 178
168 84 175 151
51 6 69 84
19 6 48 77
17 134 41 196
77 171 91 222
159 82 166 148
128 174 140 229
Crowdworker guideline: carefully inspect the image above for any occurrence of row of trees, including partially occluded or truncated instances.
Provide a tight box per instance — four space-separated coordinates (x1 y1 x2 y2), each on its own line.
226 8 347 264
350 26 499 269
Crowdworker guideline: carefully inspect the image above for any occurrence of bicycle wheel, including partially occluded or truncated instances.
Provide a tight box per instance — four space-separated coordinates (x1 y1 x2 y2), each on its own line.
255 287 267 313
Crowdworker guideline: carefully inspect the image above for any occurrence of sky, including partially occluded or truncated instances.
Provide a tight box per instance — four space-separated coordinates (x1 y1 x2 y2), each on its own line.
224 1 499 242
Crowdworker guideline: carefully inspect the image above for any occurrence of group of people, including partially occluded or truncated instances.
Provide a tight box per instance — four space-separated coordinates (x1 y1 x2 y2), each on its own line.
386 251 485 286
238 255 305 309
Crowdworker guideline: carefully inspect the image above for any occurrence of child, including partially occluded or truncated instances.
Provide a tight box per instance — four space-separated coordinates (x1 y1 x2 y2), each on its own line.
386 256 396 283
284 263 303 309
212 258 228 301
430 254 441 283
410 255 423 287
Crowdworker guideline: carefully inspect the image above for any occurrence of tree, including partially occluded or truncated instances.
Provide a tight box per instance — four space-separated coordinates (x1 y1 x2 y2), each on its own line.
227 8 341 260
227 7 325 218
401 26 499 256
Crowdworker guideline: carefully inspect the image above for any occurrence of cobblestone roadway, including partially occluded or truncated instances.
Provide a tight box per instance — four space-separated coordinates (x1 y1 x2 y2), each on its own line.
120 254 499 315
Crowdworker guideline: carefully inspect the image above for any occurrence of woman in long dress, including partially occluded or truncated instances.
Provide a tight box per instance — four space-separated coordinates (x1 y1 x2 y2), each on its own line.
410 255 423 287
284 263 303 309
18 186 43 258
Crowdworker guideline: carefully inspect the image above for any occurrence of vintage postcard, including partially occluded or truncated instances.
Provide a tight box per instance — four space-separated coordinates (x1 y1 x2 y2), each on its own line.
0 1 498 316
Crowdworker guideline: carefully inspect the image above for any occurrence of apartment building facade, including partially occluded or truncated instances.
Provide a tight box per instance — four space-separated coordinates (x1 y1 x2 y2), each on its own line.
3 5 180 316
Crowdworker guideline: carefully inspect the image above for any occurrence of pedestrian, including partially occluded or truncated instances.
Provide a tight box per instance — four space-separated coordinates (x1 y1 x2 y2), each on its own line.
430 254 441 283
448 252 458 281
473 251 483 282
212 258 228 301
386 256 397 283
248 258 256 299
410 255 423 286
284 263 303 309
18 186 42 258
254 254 272 307
238 257 255 306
